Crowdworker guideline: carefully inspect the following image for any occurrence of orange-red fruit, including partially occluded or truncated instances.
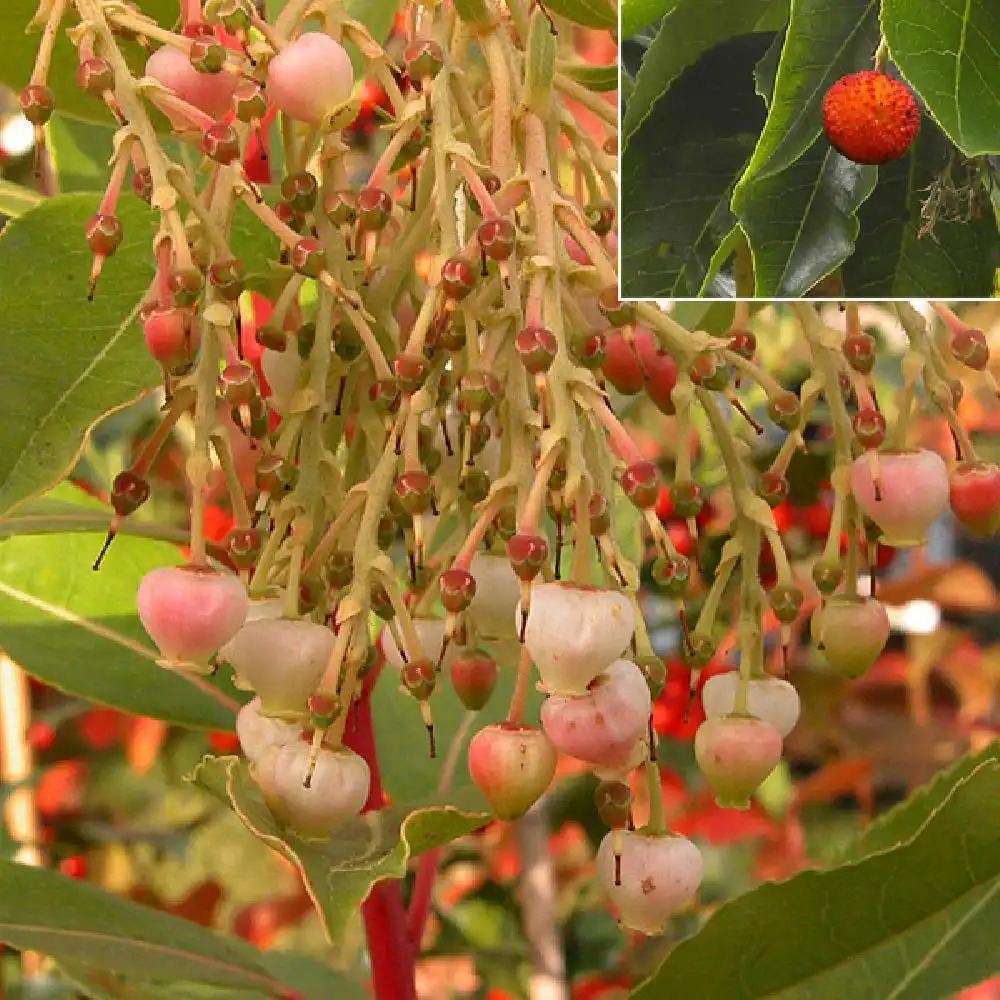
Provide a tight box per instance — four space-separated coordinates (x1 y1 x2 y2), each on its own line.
821 71 920 165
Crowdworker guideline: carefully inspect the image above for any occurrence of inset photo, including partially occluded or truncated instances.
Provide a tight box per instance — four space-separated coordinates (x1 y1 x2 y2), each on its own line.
620 0 1000 299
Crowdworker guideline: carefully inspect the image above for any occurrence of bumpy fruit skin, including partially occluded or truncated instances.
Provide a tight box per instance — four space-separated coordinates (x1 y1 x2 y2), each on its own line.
814 596 889 679
540 659 652 769
236 696 301 764
596 830 703 934
145 45 237 121
694 715 782 810
266 33 354 124
520 582 635 696
467 552 522 640
468 723 557 820
221 618 334 719
254 743 370 839
137 565 247 673
701 672 800 738
850 449 949 547
821 70 920 165
949 461 1000 538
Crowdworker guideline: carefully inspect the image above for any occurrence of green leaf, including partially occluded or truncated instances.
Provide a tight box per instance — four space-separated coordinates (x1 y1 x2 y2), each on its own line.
623 0 775 142
0 523 235 730
840 743 1000 864
732 0 881 202
739 139 877 296
883 0 1000 157
0 195 160 517
59 950 367 1000
621 33 771 297
843 123 1000 296
47 116 111 193
632 749 1000 1000
544 0 616 30
559 62 618 93
0 0 176 124
0 179 44 219
0 861 291 994
621 0 678 40
189 755 491 943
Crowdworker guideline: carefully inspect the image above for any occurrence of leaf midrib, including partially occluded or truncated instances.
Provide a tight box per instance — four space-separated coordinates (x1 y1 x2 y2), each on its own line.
0 922 281 994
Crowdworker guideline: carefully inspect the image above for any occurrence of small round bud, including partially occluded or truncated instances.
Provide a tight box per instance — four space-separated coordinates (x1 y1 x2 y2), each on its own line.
233 79 267 120
758 470 789 508
440 568 477 613
767 391 801 431
225 527 263 569
280 171 319 214
324 189 357 226
507 533 549 581
515 326 558 374
950 327 989 370
85 213 123 256
404 38 445 79
394 470 434 515
769 583 804 624
569 329 607 370
201 122 240 164
651 555 690 598
621 460 660 510
189 37 227 73
290 238 326 278
76 57 114 94
843 332 876 374
440 256 477 300
20 84 55 125
670 480 703 518
111 471 150 516
477 218 516 261
586 200 615 236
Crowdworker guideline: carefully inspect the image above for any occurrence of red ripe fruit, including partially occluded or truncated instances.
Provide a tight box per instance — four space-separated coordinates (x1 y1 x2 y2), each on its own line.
821 70 920 165
949 461 1000 539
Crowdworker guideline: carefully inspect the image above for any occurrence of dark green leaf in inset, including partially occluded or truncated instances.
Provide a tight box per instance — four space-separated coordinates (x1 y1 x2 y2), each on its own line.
623 0 776 143
621 33 772 298
844 123 1000 296
739 140 877 296
882 0 1000 157
732 0 880 201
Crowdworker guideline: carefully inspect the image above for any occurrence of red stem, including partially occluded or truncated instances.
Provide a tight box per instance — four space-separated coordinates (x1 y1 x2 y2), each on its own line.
406 847 441 947
343 662 418 1000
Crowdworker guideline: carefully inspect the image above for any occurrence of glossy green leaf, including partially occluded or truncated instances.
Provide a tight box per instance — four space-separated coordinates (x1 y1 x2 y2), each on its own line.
0 862 289 993
621 0 678 40
0 195 160 517
59 950 367 1000
0 180 44 219
0 523 235 730
882 0 1000 157
1 0 176 124
633 750 1000 1000
189 755 491 944
840 744 1000 864
621 33 771 298
739 139 876 296
732 0 880 202
544 0 616 30
48 116 112 192
843 122 1000 296
623 0 775 142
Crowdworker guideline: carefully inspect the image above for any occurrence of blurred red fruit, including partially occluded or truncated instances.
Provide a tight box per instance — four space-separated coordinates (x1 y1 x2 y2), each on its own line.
27 721 57 752
209 730 242 754
59 855 87 879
